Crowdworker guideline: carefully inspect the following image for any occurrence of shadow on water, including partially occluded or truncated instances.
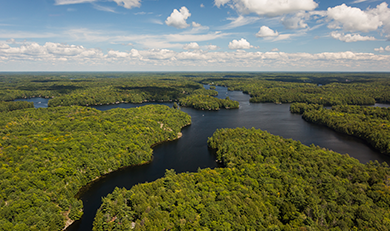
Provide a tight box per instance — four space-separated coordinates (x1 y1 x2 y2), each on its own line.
15 86 390 231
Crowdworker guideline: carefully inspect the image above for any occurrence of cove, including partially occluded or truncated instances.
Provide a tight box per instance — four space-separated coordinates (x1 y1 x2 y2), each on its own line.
15 87 390 230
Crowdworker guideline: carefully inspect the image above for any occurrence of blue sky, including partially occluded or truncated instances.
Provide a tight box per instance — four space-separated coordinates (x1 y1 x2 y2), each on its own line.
0 0 389 71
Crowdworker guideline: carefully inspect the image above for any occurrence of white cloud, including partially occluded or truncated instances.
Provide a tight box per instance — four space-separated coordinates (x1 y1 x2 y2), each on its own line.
192 22 202 27
351 0 367 4
55 0 95 5
215 0 230 7
327 2 390 34
93 3 117 13
215 0 318 16
330 31 376 42
55 0 141 9
228 38 253 49
375 47 385 52
0 42 104 62
205 44 218 50
256 26 279 37
60 28 229 49
200 3 205 8
374 45 390 52
221 15 260 30
2 41 390 71
165 6 191 29
271 48 279 52
274 34 293 41
183 42 200 50
281 13 309 29
112 0 141 9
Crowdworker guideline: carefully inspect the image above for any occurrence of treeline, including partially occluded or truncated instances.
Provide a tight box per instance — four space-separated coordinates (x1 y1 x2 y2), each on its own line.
290 102 323 114
203 77 390 105
0 105 191 231
179 95 239 110
93 127 390 230
0 101 34 113
290 103 390 154
0 74 226 111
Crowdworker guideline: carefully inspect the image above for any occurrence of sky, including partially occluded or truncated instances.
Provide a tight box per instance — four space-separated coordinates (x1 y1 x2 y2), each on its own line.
0 0 390 72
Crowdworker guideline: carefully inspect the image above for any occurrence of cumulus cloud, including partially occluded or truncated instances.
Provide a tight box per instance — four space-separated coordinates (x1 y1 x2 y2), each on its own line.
374 46 390 52
183 42 200 50
228 38 253 49
200 3 205 8
256 26 279 37
205 44 218 50
330 31 376 42
2 41 390 71
271 48 279 52
327 2 390 34
281 13 309 29
215 0 230 7
55 0 141 9
192 22 202 27
165 6 191 29
215 0 318 16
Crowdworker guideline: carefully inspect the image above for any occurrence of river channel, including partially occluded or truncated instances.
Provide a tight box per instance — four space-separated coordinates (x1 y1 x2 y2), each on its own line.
17 86 390 230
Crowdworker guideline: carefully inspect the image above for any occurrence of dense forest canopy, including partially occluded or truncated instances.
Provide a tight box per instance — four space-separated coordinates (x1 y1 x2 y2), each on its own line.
0 105 190 231
200 74 390 105
2 72 390 108
291 103 390 155
93 127 390 230
0 72 390 230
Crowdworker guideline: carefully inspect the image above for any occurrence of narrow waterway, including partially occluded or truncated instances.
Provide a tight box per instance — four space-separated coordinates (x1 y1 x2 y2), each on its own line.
15 87 390 231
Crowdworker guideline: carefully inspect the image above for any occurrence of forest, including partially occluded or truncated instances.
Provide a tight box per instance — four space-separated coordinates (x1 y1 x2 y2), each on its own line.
0 105 191 231
93 127 390 230
0 101 34 113
290 103 390 155
0 73 240 111
1 72 390 230
179 95 239 110
201 75 390 105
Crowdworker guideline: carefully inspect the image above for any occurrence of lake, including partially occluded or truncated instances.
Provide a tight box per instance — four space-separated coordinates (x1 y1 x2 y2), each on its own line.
15 86 390 231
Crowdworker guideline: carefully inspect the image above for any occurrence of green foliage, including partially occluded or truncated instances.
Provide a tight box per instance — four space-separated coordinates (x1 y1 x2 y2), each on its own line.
0 101 34 112
0 74 217 107
0 105 191 230
93 127 390 230
300 104 390 154
179 95 239 110
203 76 390 106
290 103 323 114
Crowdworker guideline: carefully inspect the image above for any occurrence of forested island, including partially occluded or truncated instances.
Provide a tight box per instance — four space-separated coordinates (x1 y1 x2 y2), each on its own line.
93 127 390 230
0 72 390 230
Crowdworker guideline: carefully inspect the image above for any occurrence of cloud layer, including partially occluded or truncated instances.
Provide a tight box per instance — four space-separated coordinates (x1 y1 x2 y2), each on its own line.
330 32 376 42
55 0 141 9
215 0 318 16
1 41 390 71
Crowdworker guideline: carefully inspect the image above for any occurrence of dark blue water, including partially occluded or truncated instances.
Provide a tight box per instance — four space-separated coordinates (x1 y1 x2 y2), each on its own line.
14 97 49 108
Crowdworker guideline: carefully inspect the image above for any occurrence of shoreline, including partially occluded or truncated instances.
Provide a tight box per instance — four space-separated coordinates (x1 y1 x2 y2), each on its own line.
64 122 191 230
